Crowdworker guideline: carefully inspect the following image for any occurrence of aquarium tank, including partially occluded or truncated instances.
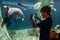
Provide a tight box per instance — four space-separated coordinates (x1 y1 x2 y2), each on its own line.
0 0 60 40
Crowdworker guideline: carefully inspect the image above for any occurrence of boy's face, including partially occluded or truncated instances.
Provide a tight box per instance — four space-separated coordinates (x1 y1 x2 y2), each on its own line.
41 12 48 18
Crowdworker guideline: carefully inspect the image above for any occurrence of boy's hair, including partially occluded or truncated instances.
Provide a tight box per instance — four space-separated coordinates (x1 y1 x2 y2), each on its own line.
40 6 51 15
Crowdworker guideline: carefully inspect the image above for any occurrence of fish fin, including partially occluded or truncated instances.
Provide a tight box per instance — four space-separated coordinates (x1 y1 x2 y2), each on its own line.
22 18 24 21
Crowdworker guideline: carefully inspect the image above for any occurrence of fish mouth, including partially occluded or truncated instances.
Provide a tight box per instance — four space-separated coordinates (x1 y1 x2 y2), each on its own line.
3 5 7 8
16 17 21 19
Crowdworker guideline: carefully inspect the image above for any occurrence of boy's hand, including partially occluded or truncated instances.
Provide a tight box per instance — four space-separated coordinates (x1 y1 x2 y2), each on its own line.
30 14 33 20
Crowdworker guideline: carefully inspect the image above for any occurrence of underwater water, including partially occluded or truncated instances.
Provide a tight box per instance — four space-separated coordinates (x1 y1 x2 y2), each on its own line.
0 0 40 40
0 0 60 40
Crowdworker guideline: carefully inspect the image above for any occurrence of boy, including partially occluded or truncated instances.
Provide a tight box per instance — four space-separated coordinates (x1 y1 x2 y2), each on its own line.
30 6 52 40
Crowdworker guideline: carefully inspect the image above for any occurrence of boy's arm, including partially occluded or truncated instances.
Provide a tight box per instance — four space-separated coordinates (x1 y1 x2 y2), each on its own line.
34 14 42 21
30 14 38 28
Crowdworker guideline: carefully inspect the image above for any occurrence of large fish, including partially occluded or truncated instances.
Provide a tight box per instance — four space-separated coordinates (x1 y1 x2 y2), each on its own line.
2 6 25 27
7 6 25 21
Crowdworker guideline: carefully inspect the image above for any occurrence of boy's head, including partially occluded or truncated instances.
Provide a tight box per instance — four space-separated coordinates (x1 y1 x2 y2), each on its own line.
40 6 51 18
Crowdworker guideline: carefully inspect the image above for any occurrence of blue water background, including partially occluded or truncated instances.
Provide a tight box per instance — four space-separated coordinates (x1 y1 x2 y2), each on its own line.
1 0 60 30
